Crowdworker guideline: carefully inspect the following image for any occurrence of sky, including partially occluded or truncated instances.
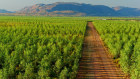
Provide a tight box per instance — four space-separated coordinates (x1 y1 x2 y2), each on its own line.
0 0 140 11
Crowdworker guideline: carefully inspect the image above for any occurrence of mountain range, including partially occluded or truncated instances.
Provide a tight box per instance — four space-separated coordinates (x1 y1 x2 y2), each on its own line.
0 9 14 13
1 2 140 16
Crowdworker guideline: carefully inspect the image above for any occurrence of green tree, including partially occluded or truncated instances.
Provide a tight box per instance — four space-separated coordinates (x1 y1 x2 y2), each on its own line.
24 63 35 79
59 67 68 79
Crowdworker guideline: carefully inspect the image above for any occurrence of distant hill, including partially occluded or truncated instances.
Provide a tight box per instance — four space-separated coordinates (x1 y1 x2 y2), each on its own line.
0 9 14 13
1 2 140 16
113 6 140 16
16 2 119 16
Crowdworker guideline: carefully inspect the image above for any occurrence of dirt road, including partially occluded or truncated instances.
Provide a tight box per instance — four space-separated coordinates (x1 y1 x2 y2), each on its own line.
77 22 126 79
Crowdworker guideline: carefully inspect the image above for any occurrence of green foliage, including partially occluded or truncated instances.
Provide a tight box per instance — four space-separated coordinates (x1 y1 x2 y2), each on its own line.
24 63 35 79
94 20 140 79
59 67 68 79
0 16 87 79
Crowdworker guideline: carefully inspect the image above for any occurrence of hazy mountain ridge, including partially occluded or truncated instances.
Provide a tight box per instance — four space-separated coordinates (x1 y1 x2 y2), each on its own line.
0 9 14 13
16 2 119 16
113 6 140 16
1 2 140 16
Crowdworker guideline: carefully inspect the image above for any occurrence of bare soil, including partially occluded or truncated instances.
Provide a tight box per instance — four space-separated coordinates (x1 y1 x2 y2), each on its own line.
77 22 128 79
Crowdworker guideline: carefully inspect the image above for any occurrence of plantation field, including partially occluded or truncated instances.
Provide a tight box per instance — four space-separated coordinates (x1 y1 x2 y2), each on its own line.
0 16 140 79
0 16 87 79
94 20 140 79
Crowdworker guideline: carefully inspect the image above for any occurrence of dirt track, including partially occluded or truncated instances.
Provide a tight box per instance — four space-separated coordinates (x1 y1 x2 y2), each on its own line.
77 22 127 79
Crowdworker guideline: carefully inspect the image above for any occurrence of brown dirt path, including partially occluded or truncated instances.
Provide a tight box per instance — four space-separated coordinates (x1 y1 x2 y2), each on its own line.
77 22 127 79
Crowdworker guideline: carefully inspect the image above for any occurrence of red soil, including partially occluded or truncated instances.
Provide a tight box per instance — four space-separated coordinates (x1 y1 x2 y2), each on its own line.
77 22 128 79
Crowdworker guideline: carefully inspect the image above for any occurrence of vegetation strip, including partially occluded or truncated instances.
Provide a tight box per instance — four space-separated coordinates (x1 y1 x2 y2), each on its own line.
0 16 87 79
94 20 140 79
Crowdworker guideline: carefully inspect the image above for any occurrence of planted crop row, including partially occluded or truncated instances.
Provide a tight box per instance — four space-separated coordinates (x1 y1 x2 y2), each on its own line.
94 20 140 79
0 16 87 79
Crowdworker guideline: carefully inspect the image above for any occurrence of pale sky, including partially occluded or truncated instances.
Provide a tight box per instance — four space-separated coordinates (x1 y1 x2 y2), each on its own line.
0 0 139 11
